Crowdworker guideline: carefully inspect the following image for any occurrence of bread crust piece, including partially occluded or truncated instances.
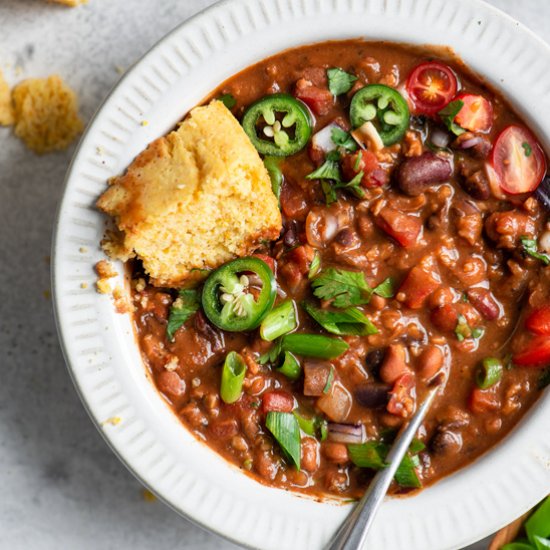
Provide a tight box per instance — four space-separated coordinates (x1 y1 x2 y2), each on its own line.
97 101 282 288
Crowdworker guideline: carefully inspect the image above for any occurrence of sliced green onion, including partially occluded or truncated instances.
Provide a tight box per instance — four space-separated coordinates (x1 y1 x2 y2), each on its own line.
501 542 540 550
408 438 426 454
323 366 335 394
476 357 503 389
293 411 328 441
277 351 302 381
348 440 422 488
526 496 550 544
282 333 349 359
260 300 297 342
220 351 247 404
266 411 301 469
264 156 283 204
308 250 321 279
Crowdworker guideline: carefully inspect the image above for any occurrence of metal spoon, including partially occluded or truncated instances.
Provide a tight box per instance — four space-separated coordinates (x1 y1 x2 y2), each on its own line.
326 380 441 550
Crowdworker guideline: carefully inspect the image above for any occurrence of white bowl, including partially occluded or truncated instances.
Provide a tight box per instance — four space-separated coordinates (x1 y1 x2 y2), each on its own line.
52 0 550 548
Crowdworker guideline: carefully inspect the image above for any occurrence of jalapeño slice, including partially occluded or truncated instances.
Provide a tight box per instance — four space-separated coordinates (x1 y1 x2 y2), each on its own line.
242 94 313 156
202 257 276 332
350 84 410 146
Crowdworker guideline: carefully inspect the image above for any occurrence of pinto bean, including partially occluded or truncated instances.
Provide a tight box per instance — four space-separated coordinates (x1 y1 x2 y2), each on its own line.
157 370 186 398
418 346 444 380
301 437 320 472
379 344 409 384
322 442 350 464
485 211 536 249
466 287 501 320
396 152 453 196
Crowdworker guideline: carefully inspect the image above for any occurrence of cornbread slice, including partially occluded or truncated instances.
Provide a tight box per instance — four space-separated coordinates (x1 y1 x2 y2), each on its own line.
12 75 83 154
97 101 282 288
0 70 14 126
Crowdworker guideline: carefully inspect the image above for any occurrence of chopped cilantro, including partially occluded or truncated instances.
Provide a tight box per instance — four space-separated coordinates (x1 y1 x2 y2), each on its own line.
302 301 378 336
331 127 358 152
521 236 550 265
327 67 357 96
306 150 341 181
522 141 532 157
311 268 373 308
373 277 395 298
438 100 465 136
166 289 200 341
219 93 236 109
259 339 283 365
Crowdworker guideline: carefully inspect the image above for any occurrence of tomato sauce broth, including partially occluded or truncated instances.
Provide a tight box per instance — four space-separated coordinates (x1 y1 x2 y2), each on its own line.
130 40 550 499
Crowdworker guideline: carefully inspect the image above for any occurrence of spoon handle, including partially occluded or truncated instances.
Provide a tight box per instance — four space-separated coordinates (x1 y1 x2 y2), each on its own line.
326 385 439 550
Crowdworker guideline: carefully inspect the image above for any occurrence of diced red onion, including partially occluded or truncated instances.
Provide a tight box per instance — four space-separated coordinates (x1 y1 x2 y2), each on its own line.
311 122 341 154
327 423 366 444
430 127 450 149
457 136 482 149
306 209 339 248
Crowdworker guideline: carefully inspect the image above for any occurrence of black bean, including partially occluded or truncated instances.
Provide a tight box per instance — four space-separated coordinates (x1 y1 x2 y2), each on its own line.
355 383 391 409
365 348 385 373
430 426 463 456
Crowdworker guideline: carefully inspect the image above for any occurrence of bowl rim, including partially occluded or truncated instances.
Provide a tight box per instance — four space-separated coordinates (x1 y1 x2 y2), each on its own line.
52 0 550 549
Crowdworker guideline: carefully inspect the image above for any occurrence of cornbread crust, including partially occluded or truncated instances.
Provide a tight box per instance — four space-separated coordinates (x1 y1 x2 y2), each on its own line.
12 75 83 154
97 101 282 288
0 70 14 126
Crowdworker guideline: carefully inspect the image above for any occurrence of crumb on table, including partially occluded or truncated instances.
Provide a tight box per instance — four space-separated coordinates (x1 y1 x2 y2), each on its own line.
0 70 14 126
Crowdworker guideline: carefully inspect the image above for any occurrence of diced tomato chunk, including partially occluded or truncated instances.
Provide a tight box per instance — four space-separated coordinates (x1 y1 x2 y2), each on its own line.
280 183 309 220
469 385 500 414
262 390 295 413
399 265 441 309
387 372 416 418
513 336 550 367
376 206 422 247
341 151 388 189
252 254 276 273
294 78 333 116
525 305 550 336
286 245 315 274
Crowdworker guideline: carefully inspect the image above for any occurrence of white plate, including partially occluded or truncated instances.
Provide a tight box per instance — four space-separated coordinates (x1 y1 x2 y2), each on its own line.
52 0 550 548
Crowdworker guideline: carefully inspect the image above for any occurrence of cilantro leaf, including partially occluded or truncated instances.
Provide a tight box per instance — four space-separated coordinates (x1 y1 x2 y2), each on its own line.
306 151 341 181
521 236 550 265
259 339 283 365
302 301 378 336
331 127 358 152
166 289 200 341
321 181 338 205
334 171 365 199
311 268 372 308
219 93 236 109
327 68 358 96
438 100 465 136
373 277 395 298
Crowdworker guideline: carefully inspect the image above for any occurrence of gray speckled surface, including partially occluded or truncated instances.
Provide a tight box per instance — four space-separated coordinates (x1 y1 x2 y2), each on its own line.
0 1 548 549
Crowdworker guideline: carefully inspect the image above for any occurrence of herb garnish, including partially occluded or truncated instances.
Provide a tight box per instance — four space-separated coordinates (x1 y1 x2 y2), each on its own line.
327 68 358 96
312 268 372 308
306 150 341 181
521 236 550 265
302 301 378 336
219 93 237 109
331 127 358 152
522 141 533 157
166 289 200 341
373 277 395 298
438 100 465 136
455 313 484 342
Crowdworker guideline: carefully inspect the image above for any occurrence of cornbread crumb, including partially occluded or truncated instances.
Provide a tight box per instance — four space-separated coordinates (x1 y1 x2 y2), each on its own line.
101 416 121 426
50 0 88 6
113 285 135 314
96 278 111 294
142 489 157 502
97 101 282 287
80 282 88 289
133 278 146 292
0 70 14 126
141 120 149 127
12 75 83 154
79 246 88 253
95 259 117 279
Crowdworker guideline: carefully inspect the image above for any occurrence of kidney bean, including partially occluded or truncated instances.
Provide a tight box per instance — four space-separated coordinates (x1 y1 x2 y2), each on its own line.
355 383 390 408
431 304 459 333
396 152 453 196
466 288 500 320
157 370 186 398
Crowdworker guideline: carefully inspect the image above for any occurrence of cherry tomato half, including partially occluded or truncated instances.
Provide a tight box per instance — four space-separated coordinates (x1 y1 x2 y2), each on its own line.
406 61 458 116
454 93 493 133
513 335 550 367
525 305 550 336
491 125 547 194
